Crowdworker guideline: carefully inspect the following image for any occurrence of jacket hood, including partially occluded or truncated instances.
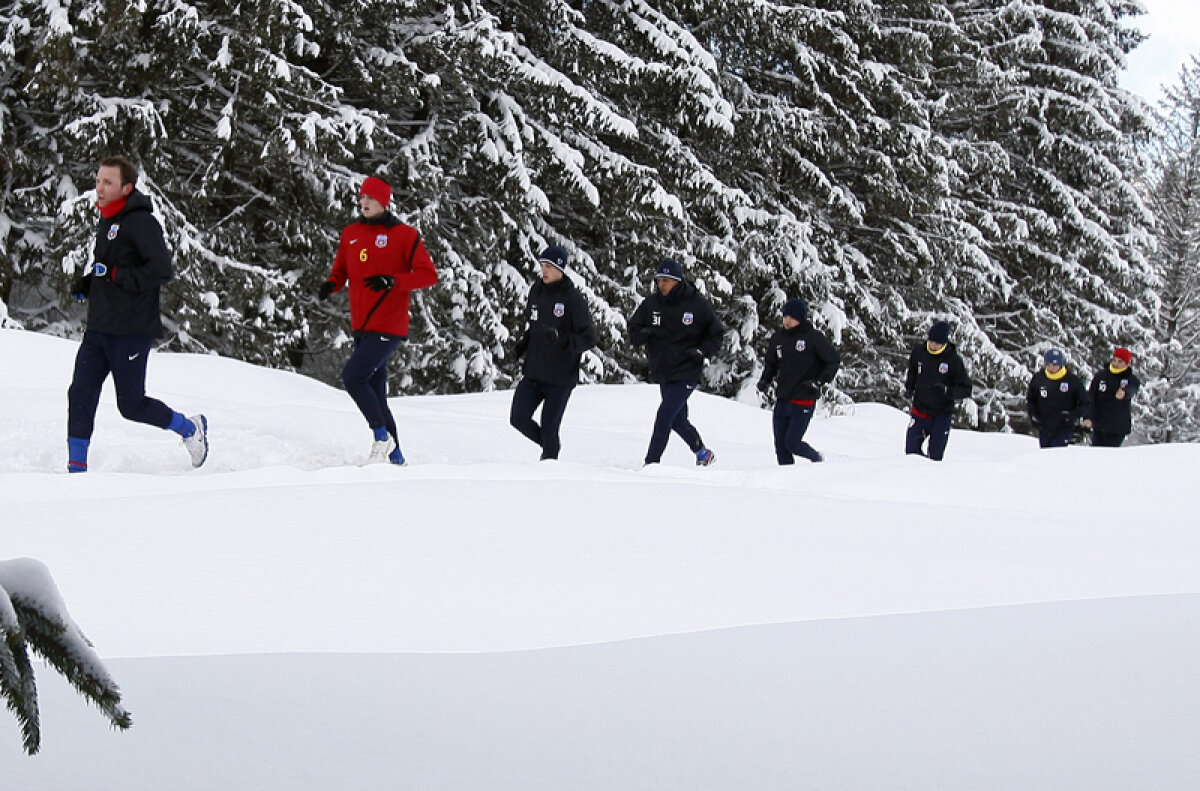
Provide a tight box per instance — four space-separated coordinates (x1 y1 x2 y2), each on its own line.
120 189 155 215
654 279 695 304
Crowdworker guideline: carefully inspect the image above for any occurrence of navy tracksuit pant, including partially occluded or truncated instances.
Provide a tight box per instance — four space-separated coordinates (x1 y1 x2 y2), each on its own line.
509 378 574 460
905 411 953 461
1038 430 1073 448
342 333 404 439
645 381 704 464
68 331 174 439
1091 430 1125 447
773 401 821 464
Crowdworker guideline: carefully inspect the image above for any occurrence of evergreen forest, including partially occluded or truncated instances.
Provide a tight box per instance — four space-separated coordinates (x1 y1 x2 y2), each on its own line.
2 0 1198 439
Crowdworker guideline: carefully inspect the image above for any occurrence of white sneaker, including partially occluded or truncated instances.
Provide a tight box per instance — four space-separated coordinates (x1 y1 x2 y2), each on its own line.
367 435 397 464
182 414 208 468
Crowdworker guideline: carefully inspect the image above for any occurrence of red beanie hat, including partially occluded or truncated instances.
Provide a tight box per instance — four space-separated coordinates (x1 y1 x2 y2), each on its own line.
1113 347 1132 365
360 176 392 206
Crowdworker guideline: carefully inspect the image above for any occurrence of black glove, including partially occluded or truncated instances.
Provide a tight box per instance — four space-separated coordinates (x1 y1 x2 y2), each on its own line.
756 379 770 394
363 274 394 292
687 348 707 364
318 281 337 300
514 334 529 358
71 274 92 302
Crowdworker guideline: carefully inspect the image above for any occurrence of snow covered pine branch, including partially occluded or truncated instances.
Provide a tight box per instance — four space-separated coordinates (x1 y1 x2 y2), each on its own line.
0 558 131 755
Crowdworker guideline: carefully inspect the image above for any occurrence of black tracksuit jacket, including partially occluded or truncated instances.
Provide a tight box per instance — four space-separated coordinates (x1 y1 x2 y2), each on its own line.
1027 368 1090 434
1089 366 1141 436
514 276 597 387
627 281 724 384
758 322 841 401
905 341 973 416
86 190 173 337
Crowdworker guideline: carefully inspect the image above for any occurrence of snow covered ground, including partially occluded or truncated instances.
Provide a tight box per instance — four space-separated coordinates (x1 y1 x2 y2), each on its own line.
2 327 1198 789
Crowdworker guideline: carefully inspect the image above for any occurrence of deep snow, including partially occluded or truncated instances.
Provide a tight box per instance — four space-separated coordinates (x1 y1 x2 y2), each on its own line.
2 328 1198 789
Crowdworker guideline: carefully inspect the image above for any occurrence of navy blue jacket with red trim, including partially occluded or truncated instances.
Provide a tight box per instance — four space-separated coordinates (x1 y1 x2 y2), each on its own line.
87 189 173 337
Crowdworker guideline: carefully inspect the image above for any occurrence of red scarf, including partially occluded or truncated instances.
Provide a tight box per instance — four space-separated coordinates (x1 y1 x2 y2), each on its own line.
97 195 128 219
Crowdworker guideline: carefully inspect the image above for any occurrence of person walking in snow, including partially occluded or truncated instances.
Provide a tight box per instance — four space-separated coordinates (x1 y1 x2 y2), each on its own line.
509 245 597 460
1084 347 1141 447
66 156 208 473
1027 348 1090 448
627 259 724 467
903 320 973 461
317 175 438 466
756 298 840 464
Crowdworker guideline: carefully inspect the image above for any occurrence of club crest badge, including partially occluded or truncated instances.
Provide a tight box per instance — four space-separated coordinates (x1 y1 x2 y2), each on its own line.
1120 379 1129 388
682 312 694 326
554 303 565 317
1060 382 1070 393
375 234 388 248
939 362 949 374
795 339 807 352
107 224 120 241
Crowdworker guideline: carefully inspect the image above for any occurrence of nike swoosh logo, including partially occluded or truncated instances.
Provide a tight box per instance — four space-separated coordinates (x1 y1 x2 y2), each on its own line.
349 238 360 245
128 353 140 361
380 336 390 342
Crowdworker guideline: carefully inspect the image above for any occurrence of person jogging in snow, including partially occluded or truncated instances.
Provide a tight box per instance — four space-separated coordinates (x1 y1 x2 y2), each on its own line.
1027 348 1090 448
904 320 973 461
509 245 597 460
318 175 438 465
66 156 208 472
756 298 840 464
1084 347 1140 447
627 259 724 467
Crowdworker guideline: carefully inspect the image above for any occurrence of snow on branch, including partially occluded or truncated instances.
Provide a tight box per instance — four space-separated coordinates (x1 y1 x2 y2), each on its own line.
63 96 168 143
0 558 130 755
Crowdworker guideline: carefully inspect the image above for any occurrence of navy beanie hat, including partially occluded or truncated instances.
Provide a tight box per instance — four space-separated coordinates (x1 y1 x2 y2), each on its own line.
928 320 951 344
655 259 683 281
538 245 569 272
783 298 808 322
1044 348 1065 366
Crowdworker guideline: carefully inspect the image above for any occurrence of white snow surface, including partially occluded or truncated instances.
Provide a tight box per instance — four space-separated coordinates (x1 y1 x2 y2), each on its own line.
2 328 1198 789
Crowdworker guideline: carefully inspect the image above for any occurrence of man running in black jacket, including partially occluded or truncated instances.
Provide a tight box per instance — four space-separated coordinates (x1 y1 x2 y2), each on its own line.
1084 347 1140 447
904 320 973 460
509 245 597 460
1027 348 1090 448
628 259 724 467
66 156 207 472
757 298 840 464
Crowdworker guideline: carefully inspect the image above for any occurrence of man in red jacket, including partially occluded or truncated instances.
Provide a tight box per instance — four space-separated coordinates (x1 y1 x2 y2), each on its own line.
318 176 437 465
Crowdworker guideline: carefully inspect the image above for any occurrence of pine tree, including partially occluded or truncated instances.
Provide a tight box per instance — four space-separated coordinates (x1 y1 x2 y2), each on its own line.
1 0 404 364
942 0 1157 427
0 558 131 756
0 0 1169 434
1142 56 1200 442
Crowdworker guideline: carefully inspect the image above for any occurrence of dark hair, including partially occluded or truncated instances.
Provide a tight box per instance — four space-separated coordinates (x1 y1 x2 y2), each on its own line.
100 156 138 186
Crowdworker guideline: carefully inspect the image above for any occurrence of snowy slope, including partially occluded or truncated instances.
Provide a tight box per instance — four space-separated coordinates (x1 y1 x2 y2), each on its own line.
2 328 1199 789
